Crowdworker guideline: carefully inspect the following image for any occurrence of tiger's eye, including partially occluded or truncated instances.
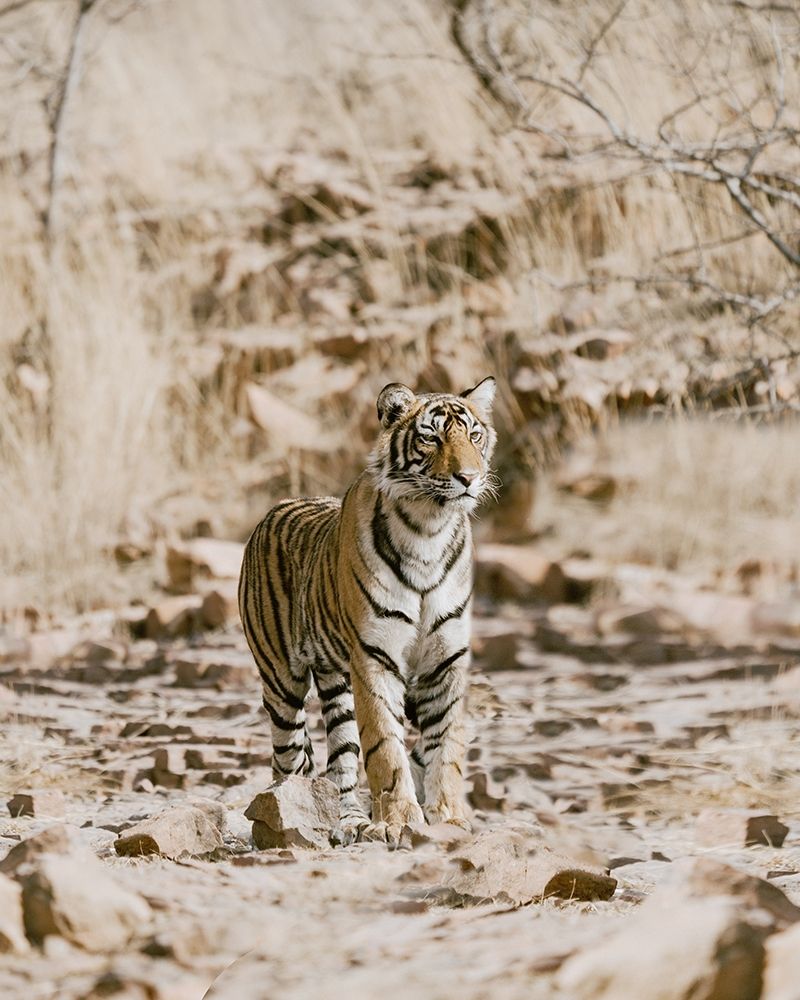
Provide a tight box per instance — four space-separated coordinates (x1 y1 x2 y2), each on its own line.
470 428 484 443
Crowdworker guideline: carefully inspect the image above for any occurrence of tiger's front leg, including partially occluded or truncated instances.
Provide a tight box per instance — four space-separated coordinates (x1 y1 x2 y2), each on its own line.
411 620 472 829
348 642 424 844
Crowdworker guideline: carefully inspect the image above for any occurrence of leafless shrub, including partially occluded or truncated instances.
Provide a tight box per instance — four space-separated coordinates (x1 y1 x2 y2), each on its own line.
452 0 800 389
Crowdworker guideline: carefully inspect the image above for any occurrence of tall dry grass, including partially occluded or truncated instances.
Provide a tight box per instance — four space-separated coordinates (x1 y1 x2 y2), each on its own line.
536 416 800 575
0 238 171 610
1 0 798 612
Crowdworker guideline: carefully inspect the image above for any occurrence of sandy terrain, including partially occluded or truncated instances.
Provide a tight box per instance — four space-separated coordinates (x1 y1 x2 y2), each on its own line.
2 568 800 999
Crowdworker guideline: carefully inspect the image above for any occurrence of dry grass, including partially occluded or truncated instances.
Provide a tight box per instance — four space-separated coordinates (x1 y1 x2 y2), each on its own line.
0 238 173 611
1 1 798 612
536 416 800 575
0 722 99 801
639 716 800 820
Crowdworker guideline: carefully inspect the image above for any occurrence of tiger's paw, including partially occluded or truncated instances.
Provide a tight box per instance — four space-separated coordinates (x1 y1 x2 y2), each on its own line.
330 811 371 847
424 800 471 831
364 797 424 847
357 819 411 848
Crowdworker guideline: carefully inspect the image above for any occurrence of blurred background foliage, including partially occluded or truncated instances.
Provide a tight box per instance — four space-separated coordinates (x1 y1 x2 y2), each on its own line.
1 0 799 611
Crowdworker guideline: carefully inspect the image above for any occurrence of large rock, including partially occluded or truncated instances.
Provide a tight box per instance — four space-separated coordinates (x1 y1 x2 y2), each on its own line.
18 854 151 952
144 595 202 639
114 806 224 859
762 922 800 1000
752 601 800 639
557 858 800 1000
557 896 765 1000
166 538 244 593
475 544 567 603
444 828 616 905
0 873 29 953
245 776 339 849
0 825 82 874
244 382 333 451
676 858 800 930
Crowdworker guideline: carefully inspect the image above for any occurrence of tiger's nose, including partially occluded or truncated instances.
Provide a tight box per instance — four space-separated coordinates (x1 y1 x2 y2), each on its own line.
454 470 479 487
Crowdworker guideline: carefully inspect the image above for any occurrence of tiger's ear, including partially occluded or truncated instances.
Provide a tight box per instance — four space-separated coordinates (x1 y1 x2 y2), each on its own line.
461 376 496 420
377 383 416 428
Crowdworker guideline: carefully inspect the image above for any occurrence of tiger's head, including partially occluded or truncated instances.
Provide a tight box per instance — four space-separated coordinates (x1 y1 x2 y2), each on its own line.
369 377 498 512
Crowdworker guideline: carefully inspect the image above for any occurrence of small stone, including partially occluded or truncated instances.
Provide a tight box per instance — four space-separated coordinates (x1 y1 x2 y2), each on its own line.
201 771 246 788
245 776 339 850
560 558 610 601
114 806 224 859
572 327 634 360
79 640 127 664
388 898 429 914
696 810 789 849
7 789 66 819
467 771 507 812
475 631 528 672
596 604 686 636
200 582 239 629
151 748 187 790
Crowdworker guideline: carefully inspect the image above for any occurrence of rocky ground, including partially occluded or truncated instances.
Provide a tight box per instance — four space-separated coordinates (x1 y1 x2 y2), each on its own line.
2 542 800 999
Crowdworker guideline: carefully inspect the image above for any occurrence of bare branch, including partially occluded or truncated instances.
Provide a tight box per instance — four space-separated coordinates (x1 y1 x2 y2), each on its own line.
43 1 96 242
576 0 629 85
723 175 800 267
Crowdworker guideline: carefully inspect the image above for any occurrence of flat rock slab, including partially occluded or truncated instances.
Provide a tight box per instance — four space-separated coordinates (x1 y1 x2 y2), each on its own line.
558 895 765 1000
763 922 800 1000
408 822 471 849
166 538 244 592
475 544 567 603
696 809 789 848
444 828 617 905
0 825 83 874
672 858 800 931
114 806 224 859
18 854 151 952
7 789 66 818
0 873 29 953
144 596 202 640
245 776 339 849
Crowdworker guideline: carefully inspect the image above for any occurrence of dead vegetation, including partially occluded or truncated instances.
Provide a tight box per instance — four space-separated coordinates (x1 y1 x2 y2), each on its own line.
537 417 800 575
0 0 798 612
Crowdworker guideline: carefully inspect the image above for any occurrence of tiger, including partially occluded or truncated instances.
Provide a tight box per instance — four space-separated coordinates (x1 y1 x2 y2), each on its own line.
238 376 497 844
